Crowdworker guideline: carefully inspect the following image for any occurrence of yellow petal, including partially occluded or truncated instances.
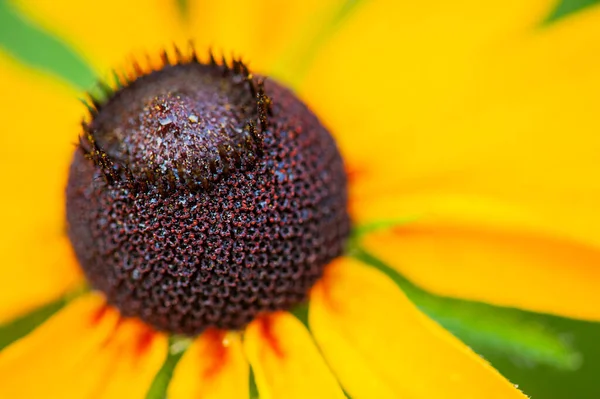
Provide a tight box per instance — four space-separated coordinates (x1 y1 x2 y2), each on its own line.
187 0 346 75
352 7 600 320
299 0 554 195
0 293 167 399
349 5 600 243
244 312 346 399
76 319 168 399
0 52 83 323
0 294 118 396
11 0 187 76
169 329 249 399
363 220 600 321
309 257 526 399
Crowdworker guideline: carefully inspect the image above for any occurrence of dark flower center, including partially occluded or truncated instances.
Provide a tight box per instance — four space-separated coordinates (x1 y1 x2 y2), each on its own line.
66 51 350 335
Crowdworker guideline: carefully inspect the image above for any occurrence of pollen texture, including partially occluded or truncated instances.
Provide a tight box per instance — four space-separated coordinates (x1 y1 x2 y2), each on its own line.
66 53 350 335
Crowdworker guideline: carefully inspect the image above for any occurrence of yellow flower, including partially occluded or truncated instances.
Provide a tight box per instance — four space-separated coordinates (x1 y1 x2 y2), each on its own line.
0 0 597 398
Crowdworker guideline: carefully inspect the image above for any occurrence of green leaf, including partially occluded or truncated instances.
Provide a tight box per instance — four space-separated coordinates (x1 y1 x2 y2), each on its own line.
0 0 97 89
355 249 582 371
485 316 600 399
290 302 309 328
271 0 366 89
249 366 260 399
350 218 415 240
0 297 66 351
145 336 191 399
176 0 189 21
545 0 600 23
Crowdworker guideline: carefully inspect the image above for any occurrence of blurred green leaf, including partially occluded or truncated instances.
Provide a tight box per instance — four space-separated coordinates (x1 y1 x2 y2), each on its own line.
176 0 189 21
351 218 416 240
271 0 366 89
355 249 582 371
545 0 600 22
249 367 260 399
145 336 190 399
290 302 309 328
0 0 96 89
485 316 600 399
0 297 66 351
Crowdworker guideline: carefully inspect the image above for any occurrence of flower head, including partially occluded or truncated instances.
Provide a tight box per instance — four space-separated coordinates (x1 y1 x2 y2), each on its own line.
68 53 350 334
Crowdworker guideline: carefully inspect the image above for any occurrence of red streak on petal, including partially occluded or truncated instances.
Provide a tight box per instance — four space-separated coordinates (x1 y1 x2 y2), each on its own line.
201 328 228 380
135 327 156 357
345 163 368 185
257 314 285 359
89 303 110 326
317 263 343 314
98 317 124 350
392 224 420 236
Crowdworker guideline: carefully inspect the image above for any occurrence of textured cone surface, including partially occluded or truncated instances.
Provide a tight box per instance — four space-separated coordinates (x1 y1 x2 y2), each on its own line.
66 60 350 335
